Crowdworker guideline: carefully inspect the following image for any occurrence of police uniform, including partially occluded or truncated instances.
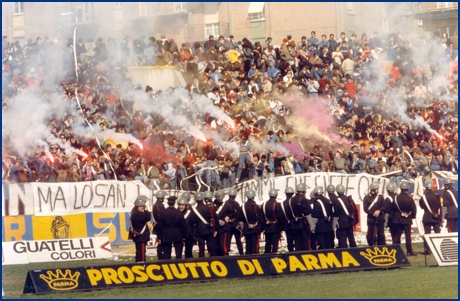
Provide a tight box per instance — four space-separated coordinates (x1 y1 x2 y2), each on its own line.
335 193 358 248
239 199 264 255
262 197 284 253
152 198 166 259
190 200 217 257
312 195 333 250
215 198 238 256
224 196 244 255
280 195 295 252
130 206 152 263
382 192 397 240
213 198 227 256
181 206 195 259
327 192 340 248
363 192 386 246
391 191 417 255
419 190 441 255
288 193 312 251
443 187 458 233
156 198 186 259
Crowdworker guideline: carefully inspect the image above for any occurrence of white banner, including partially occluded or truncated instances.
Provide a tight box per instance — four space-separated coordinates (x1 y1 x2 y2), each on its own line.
31 180 151 216
1 237 112 265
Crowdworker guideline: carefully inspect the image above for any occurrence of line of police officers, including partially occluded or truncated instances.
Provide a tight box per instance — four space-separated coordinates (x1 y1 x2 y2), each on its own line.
130 179 457 262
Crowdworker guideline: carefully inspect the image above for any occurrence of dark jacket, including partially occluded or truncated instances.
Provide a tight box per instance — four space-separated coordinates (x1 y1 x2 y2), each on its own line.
157 206 186 243
190 201 215 236
334 194 355 229
363 193 386 223
130 207 151 243
391 192 417 224
239 199 264 235
279 196 295 231
419 191 441 223
443 188 458 219
288 193 312 230
218 197 241 229
312 196 333 233
262 197 284 233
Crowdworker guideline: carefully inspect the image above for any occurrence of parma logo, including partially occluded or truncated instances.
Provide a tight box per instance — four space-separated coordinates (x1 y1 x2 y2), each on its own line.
360 247 397 267
39 269 80 291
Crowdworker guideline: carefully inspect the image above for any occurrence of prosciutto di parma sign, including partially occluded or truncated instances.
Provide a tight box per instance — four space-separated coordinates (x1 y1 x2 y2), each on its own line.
24 245 409 294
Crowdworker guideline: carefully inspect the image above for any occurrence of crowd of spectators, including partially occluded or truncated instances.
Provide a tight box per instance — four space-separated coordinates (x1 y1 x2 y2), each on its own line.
1 28 458 191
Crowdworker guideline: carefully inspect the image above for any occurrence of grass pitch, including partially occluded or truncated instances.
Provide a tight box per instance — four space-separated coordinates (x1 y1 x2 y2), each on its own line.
2 243 457 299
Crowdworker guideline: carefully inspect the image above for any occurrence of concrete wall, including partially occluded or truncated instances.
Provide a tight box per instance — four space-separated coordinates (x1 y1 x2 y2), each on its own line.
127 66 186 91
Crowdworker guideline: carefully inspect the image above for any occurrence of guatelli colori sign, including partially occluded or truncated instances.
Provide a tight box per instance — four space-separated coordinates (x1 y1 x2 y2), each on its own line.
3 237 112 265
24 245 409 295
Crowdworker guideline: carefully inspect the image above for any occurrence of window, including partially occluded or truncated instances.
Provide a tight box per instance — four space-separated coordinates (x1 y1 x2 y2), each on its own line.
139 2 147 16
437 2 454 8
205 23 220 38
114 2 122 9
174 2 187 12
14 2 24 14
82 2 94 22
247 2 265 21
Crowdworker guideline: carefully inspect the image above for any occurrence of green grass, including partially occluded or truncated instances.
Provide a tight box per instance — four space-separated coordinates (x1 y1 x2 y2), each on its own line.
2 243 457 299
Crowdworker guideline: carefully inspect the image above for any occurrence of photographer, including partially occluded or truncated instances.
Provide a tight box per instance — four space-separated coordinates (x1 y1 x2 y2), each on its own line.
130 195 152 263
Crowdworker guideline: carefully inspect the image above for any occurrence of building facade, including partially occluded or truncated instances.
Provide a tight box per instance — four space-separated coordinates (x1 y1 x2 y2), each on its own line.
3 2 391 46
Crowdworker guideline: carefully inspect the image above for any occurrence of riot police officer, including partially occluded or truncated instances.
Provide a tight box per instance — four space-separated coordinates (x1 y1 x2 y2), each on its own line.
262 189 284 253
312 187 334 249
130 195 152 263
420 182 441 255
363 182 386 246
279 187 295 252
177 197 194 259
222 188 244 255
156 196 186 259
383 183 397 240
335 184 357 248
326 184 339 248
238 189 264 255
213 190 227 256
152 190 166 259
391 181 417 256
289 183 312 251
190 191 217 257
442 178 458 233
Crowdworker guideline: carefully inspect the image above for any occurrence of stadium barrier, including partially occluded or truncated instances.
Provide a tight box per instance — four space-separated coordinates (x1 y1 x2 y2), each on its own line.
23 245 409 295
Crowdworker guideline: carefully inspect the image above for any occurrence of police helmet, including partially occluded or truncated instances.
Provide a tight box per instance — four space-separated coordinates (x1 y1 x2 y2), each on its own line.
134 195 149 206
155 190 166 199
444 178 453 186
215 190 225 200
425 182 434 190
228 188 237 196
203 191 213 199
181 191 192 200
370 182 380 190
269 189 278 197
195 192 204 201
386 183 396 192
400 181 410 190
246 189 256 199
326 184 335 193
296 183 306 192
310 188 316 199
177 197 189 205
285 187 295 194
336 184 345 194
315 186 324 195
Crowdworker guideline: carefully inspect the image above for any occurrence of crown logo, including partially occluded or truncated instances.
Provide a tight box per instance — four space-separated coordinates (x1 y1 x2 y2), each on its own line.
39 269 80 291
360 247 397 266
